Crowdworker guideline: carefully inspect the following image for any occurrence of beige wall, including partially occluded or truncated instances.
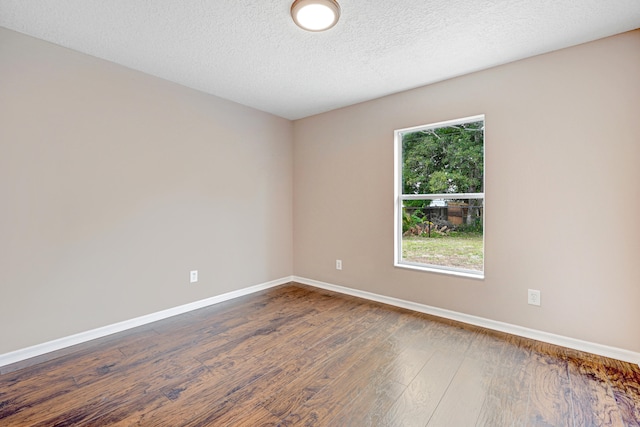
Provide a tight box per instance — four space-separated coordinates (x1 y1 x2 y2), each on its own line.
0 28 293 354
293 30 640 353
2 26 639 358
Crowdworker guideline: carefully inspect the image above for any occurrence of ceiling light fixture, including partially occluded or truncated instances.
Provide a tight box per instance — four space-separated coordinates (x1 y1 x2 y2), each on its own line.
291 0 341 32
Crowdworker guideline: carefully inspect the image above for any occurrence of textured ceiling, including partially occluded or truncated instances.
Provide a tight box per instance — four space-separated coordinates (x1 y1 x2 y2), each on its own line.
1 1 640 120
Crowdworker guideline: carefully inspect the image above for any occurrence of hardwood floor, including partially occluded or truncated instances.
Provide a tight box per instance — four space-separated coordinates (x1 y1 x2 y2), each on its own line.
1 283 639 426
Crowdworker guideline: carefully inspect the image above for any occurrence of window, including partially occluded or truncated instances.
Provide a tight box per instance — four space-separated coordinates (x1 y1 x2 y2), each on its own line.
394 115 484 278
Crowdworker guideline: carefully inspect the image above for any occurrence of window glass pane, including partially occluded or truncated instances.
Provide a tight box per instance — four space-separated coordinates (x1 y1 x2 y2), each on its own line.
401 199 483 272
402 120 483 195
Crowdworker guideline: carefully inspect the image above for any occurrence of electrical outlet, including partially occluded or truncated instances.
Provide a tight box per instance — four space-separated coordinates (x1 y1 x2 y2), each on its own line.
336 260 342 270
190 270 198 283
527 289 541 306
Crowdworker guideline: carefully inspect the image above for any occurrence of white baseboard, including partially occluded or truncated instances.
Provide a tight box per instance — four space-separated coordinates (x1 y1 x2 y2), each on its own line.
0 276 293 369
294 276 640 366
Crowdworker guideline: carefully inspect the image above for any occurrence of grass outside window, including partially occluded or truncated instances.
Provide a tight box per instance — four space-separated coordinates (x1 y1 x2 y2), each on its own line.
402 233 483 272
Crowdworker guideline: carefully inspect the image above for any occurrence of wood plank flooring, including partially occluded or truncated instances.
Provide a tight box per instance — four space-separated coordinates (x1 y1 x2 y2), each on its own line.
1 283 639 426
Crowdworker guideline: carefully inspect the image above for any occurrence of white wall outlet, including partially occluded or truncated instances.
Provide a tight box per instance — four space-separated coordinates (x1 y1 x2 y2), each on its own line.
190 270 198 283
527 289 541 306
336 260 342 270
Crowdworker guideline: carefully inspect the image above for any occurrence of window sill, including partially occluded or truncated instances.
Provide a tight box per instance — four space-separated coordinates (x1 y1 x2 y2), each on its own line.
394 262 484 280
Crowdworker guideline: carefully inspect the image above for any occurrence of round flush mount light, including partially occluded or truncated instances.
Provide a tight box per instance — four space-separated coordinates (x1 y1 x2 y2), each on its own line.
291 0 341 32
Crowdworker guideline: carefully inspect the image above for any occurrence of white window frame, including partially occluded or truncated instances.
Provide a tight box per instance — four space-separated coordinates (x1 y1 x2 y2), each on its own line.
394 115 485 279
